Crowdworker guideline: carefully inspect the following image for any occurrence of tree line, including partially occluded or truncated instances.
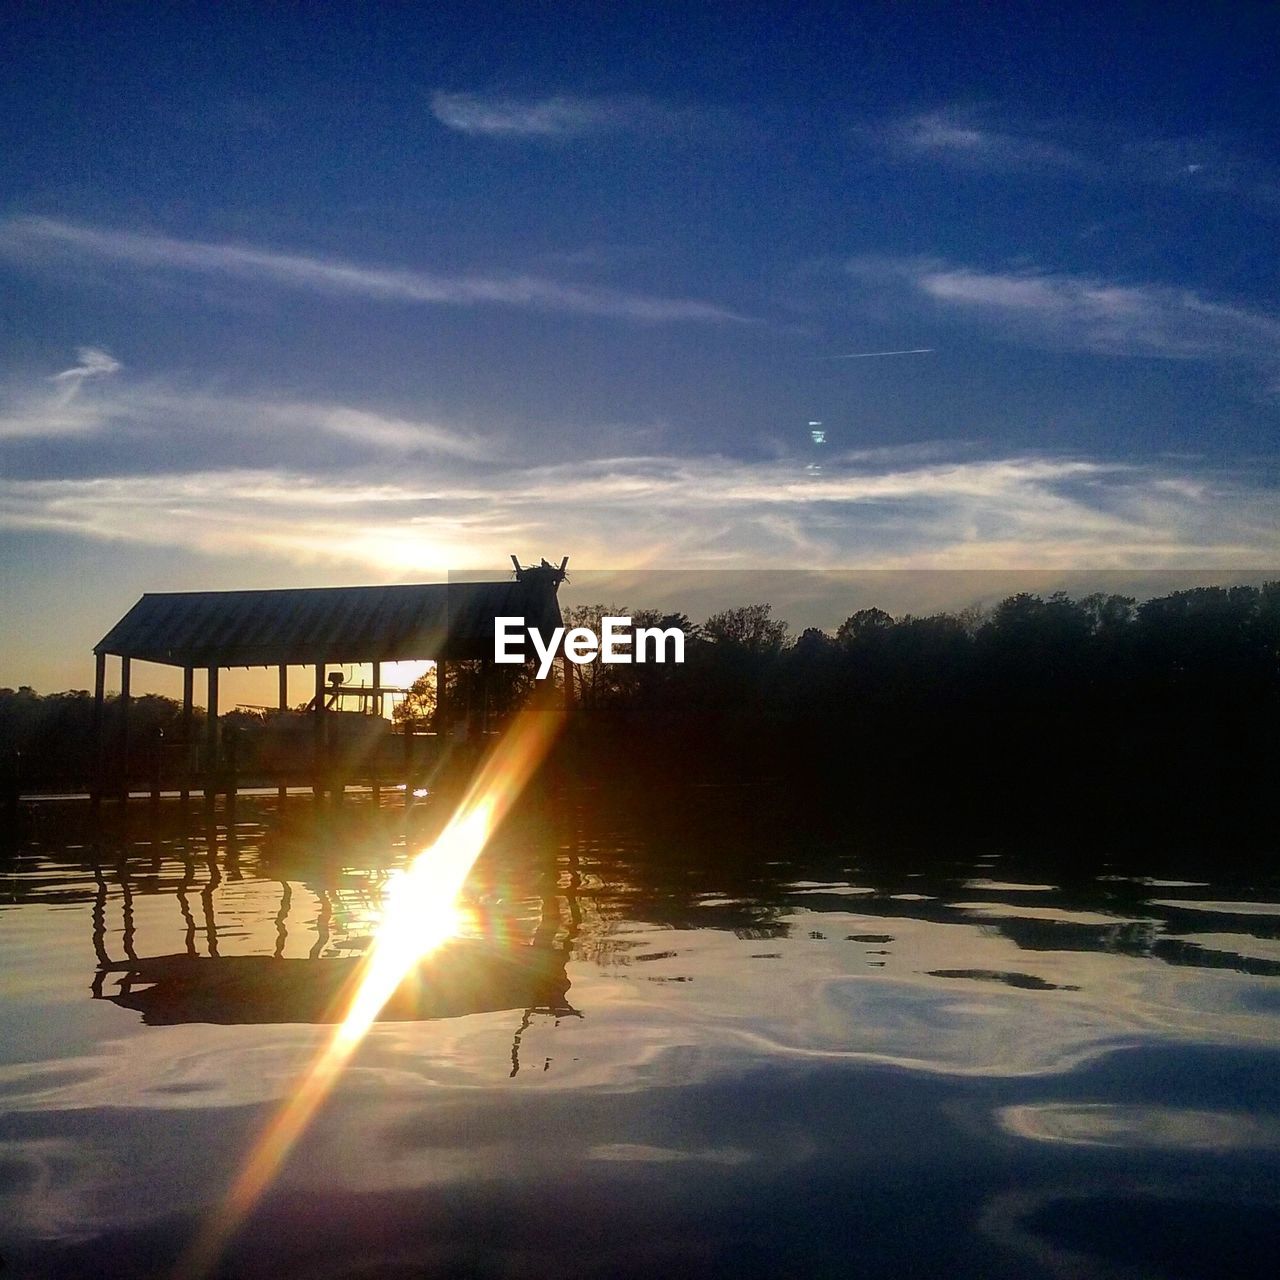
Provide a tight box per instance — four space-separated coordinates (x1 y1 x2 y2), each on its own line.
555 585 1279 828
2 584 1276 820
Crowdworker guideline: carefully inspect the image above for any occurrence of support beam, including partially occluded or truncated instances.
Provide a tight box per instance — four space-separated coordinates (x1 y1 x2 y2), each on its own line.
204 667 219 802
313 663 325 797
150 724 162 810
403 720 414 808
435 660 449 738
371 660 382 805
277 665 288 802
180 666 194 805
119 656 132 802
91 652 106 808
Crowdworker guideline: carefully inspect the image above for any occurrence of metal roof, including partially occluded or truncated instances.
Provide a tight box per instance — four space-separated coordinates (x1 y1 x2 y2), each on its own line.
94 578 563 668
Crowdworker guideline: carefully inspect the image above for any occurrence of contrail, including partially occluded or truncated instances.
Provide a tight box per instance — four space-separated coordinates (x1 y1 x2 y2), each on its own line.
813 347 935 360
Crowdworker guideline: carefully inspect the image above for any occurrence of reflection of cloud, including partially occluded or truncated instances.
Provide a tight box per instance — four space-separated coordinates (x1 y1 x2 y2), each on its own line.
0 217 748 324
0 1138 119 1243
999 1103 1280 1152
587 1143 752 1165
0 448 1277 570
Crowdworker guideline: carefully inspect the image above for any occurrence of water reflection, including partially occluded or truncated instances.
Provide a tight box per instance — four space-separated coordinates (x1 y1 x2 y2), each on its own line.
1 789 1279 1277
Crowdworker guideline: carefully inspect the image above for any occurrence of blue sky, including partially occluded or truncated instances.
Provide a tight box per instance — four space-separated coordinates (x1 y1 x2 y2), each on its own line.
2 3 1279 689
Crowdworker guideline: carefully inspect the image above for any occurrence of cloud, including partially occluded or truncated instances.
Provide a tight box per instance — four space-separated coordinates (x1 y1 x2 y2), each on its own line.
0 352 492 455
848 256 1280 379
1 450 1276 571
875 109 1084 172
872 108 1280 205
0 347 122 439
430 91 644 139
0 217 749 324
50 347 121 384
1107 133 1280 206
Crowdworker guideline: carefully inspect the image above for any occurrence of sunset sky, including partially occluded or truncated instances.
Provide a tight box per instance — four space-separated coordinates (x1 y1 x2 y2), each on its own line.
3 4 1278 691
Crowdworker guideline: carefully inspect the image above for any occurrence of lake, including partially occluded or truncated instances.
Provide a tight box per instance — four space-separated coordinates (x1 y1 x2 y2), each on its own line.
2 787 1279 1278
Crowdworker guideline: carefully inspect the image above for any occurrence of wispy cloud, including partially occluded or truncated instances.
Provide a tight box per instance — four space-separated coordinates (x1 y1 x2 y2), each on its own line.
0 351 491 455
1120 135 1280 206
875 108 1084 172
430 91 652 139
4 350 1276 567
0 347 123 439
0 217 749 324
2 450 1275 571
872 108 1280 205
848 256 1280 381
50 347 121 385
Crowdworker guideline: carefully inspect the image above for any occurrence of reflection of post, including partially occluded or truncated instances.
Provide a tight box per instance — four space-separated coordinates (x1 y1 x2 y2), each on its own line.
90 858 109 966
118 859 138 962
511 804 581 1077
91 651 106 809
90 856 109 998
277 664 288 803
202 834 221 958
119 655 132 802
204 667 219 803
177 846 198 957
274 882 292 959
309 887 332 959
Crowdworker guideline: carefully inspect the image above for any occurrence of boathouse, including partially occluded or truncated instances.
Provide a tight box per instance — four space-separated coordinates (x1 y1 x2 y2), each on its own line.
90 558 567 803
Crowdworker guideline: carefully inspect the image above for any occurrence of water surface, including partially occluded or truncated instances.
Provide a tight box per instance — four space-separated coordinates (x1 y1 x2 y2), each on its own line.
2 791 1279 1278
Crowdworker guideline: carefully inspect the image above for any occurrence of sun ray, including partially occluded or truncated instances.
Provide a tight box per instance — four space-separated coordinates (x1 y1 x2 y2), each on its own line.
176 696 565 1280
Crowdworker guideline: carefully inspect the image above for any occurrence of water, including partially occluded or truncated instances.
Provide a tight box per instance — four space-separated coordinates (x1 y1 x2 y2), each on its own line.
1 790 1279 1279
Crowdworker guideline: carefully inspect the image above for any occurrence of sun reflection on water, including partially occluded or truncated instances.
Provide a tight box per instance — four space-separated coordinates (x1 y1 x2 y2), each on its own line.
177 699 564 1280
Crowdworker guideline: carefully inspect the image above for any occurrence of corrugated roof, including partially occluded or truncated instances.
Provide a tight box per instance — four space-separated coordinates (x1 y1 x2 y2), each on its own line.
95 578 563 668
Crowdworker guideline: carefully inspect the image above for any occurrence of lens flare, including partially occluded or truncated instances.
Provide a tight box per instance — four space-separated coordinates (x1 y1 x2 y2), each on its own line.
177 698 564 1279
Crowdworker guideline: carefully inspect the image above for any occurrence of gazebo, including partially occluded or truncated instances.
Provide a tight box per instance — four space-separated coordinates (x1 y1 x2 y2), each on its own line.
90 557 567 803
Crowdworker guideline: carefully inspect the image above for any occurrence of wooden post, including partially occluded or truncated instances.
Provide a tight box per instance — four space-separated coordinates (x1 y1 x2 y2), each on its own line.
277 664 288 802
371 660 382 805
479 658 492 736
119 656 132 802
91 651 106 809
435 659 448 738
224 724 237 807
180 666 194 805
403 715 414 807
150 727 162 810
2 749 18 822
313 663 325 797
204 667 219 803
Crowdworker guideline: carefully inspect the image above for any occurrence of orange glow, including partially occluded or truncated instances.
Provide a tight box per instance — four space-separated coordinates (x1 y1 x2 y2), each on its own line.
177 696 564 1279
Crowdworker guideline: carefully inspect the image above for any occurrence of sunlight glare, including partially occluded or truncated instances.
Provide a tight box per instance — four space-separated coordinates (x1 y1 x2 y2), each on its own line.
178 696 564 1280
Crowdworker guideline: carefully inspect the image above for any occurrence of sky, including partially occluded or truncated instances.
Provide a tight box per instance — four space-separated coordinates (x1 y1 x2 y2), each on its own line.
2 2 1279 693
